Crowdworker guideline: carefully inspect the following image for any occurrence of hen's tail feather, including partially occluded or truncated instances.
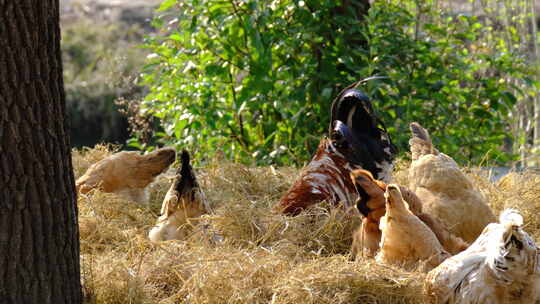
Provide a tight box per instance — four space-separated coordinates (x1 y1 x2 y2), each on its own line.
330 88 375 135
499 209 523 227
409 122 438 160
175 150 197 194
329 83 397 180
180 150 190 173
410 122 431 142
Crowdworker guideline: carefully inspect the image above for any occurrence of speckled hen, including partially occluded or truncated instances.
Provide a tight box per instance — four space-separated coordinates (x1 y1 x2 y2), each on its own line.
425 209 540 303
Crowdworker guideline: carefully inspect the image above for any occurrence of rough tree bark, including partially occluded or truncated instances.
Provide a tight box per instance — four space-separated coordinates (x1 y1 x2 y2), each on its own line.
0 1 82 303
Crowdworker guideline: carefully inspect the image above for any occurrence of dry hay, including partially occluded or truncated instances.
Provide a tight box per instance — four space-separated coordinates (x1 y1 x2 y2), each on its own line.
76 145 540 304
72 143 118 178
488 171 540 240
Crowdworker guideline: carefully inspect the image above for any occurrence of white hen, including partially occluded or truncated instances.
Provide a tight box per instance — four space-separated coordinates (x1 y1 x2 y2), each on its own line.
425 209 540 304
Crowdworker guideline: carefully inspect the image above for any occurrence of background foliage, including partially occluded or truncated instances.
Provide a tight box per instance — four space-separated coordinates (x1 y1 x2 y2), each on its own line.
363 2 535 164
139 0 372 164
136 0 537 165
61 3 152 147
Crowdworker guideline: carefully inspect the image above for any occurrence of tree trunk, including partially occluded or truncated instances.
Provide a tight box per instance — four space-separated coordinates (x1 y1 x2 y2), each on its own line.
0 1 82 303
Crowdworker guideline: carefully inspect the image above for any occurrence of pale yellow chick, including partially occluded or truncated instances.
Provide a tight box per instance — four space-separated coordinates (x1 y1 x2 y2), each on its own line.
376 184 450 272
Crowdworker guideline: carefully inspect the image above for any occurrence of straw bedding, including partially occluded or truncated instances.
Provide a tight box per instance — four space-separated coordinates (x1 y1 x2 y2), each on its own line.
76 146 540 303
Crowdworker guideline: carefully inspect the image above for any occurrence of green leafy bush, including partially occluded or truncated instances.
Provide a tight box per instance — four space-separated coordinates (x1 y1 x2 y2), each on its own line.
139 0 535 165
361 3 533 164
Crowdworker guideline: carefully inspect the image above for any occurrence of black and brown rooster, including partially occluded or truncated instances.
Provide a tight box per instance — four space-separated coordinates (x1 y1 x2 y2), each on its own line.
277 82 396 215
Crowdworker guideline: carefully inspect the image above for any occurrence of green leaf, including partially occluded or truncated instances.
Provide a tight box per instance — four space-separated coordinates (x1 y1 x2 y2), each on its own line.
168 33 182 42
157 0 176 12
